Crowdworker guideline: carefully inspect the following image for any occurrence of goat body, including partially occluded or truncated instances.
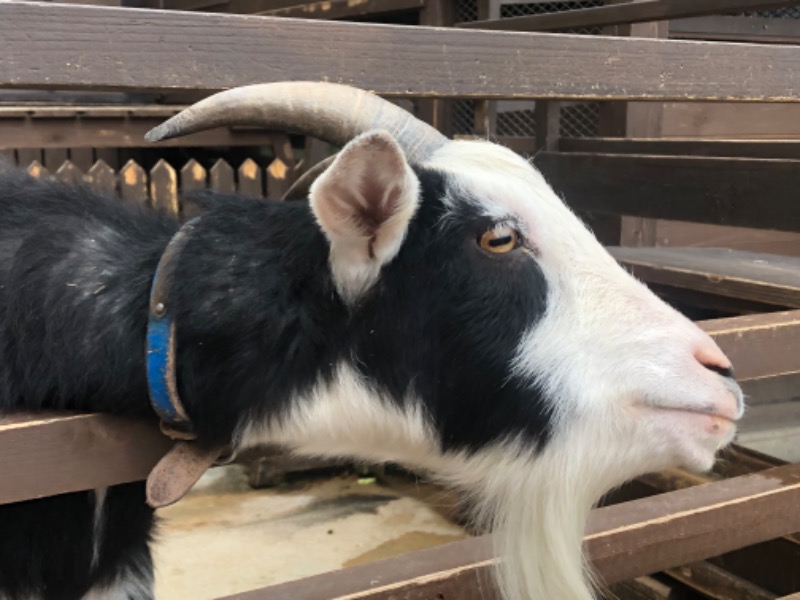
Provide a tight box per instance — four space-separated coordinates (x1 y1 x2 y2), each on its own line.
0 128 743 600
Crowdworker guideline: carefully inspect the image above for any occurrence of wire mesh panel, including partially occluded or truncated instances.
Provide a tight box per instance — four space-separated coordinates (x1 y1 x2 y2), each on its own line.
450 0 603 139
752 6 800 18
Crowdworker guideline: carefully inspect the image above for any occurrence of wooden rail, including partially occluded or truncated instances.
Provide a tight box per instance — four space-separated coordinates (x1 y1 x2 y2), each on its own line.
216 461 800 599
6 2 800 101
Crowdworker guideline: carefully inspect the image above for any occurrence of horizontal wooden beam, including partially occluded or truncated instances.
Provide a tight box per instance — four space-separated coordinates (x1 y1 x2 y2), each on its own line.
671 15 800 45
218 461 800 599
458 0 800 32
699 310 800 383
6 3 800 101
0 116 274 149
610 247 800 309
534 152 800 232
0 413 172 505
261 0 424 20
560 138 800 160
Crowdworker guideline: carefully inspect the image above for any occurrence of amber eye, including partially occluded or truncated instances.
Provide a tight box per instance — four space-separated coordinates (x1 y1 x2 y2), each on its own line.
479 225 520 254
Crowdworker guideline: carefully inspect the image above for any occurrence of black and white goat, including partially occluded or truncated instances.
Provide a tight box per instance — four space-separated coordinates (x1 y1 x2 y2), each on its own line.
0 82 743 600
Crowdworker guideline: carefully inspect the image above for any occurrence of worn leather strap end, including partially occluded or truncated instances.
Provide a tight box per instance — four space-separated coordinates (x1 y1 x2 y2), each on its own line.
146 441 226 508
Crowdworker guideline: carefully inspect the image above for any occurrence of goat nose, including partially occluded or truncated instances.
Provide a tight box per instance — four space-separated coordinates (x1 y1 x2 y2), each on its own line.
694 338 733 376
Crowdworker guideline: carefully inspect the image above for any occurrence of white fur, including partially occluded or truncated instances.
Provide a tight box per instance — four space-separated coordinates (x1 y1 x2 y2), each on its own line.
310 131 420 304
81 556 153 600
254 138 743 600
91 487 107 571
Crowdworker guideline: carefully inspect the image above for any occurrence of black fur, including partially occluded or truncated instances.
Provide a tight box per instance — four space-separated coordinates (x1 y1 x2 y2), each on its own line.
0 166 549 598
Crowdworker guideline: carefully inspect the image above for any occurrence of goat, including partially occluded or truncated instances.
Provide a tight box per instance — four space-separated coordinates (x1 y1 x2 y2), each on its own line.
0 82 743 600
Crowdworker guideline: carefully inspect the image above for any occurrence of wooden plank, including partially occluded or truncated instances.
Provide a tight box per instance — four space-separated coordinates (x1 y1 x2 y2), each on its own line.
119 159 148 206
69 147 94 172
671 15 800 45
610 247 800 309
534 152 800 232
266 134 295 199
661 103 800 139
25 160 49 179
209 159 236 193
180 159 207 194
664 560 777 599
0 413 171 504
85 160 117 196
459 0 800 31
6 3 800 101
55 160 84 186
0 117 274 149
560 138 800 159
150 159 179 216
699 310 800 383
216 462 800 599
238 159 263 198
262 0 424 19
42 148 68 170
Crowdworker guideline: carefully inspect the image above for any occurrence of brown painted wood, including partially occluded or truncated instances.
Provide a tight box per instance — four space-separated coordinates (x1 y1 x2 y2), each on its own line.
560 138 800 159
119 159 148 206
237 159 263 198
180 159 207 194
262 0 424 19
209 159 236 193
70 147 95 172
85 160 117 196
699 310 800 382
0 413 172 504
661 103 800 139
266 134 295 199
150 159 179 216
6 3 800 101
0 116 274 149
25 160 49 179
534 152 800 232
671 15 800 45
610 247 800 309
55 160 84 186
43 148 68 170
459 0 800 31
664 560 777 599
217 462 800 599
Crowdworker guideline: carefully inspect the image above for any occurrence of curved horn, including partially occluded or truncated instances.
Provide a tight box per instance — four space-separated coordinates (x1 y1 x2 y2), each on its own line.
282 155 336 201
146 82 448 164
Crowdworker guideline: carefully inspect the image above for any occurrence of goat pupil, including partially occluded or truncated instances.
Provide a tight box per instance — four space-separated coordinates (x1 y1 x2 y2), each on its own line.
490 235 512 247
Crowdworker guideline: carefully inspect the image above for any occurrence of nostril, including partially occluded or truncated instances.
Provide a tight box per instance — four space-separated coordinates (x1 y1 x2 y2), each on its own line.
702 362 736 380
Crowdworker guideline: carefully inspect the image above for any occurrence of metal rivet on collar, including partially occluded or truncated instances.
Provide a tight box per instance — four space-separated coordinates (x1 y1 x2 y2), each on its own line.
154 302 166 317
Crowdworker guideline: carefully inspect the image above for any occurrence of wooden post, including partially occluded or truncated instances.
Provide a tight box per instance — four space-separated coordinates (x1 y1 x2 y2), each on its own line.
418 0 455 134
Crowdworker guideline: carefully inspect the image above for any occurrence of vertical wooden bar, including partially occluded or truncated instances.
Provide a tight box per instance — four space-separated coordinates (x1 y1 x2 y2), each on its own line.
209 159 235 193
237 158 263 198
534 100 561 153
418 0 455 134
85 160 117 196
119 160 148 207
17 148 41 170
471 0 496 138
0 149 14 166
180 159 207 194
55 160 84 186
150 159 179 216
96 147 119 170
266 134 296 199
26 161 50 180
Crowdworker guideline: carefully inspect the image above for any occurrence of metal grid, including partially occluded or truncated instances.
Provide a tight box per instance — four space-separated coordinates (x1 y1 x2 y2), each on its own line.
752 6 800 18
450 0 603 139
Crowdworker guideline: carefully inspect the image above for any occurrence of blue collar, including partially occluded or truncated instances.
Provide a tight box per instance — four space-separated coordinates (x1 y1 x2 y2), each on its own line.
146 216 202 440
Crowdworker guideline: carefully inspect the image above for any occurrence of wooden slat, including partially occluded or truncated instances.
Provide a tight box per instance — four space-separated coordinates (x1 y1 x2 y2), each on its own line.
209 159 236 193
119 159 148 206
534 152 800 232
611 247 800 309
560 138 800 159
6 3 800 101
699 310 800 382
180 158 207 194
459 0 800 31
238 159 263 198
150 159 179 216
84 160 117 196
0 413 171 505
25 160 49 179
261 0 424 20
671 15 800 45
664 560 776 600
0 117 274 150
266 134 295 199
55 160 84 186
217 462 800 599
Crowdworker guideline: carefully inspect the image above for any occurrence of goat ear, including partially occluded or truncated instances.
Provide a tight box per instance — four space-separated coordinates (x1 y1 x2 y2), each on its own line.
309 130 420 303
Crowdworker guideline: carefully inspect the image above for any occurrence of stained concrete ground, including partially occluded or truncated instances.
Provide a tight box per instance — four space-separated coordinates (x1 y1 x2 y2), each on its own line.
153 466 468 599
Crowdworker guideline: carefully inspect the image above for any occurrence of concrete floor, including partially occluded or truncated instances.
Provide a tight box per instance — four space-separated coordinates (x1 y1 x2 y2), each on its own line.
152 466 467 600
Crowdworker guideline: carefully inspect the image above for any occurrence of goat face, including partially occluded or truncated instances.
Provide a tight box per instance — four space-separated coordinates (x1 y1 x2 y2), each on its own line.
237 131 742 600
148 84 742 600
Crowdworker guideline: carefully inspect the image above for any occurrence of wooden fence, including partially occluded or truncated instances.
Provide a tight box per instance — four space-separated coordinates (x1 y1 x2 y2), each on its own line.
15 157 295 218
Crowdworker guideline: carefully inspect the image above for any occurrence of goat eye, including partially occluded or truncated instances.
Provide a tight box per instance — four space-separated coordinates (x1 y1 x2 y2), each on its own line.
479 225 520 254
